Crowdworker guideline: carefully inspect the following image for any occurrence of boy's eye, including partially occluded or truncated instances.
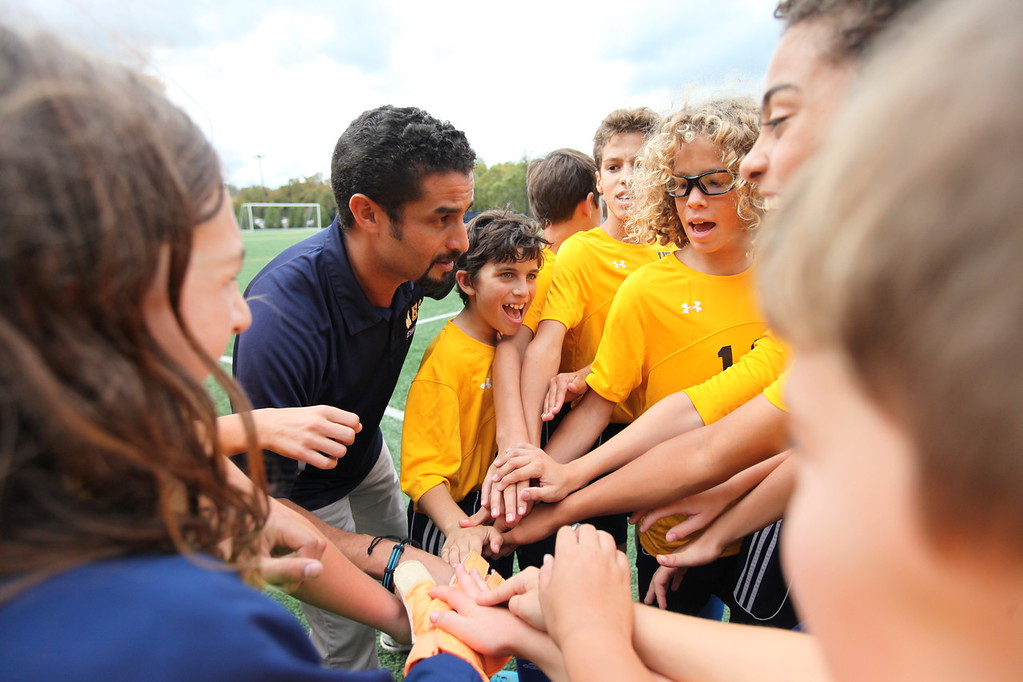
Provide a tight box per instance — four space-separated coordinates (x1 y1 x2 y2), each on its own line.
527 273 537 281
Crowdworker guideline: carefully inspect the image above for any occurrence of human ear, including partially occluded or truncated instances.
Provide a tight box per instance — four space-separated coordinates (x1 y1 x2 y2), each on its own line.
349 194 385 234
582 192 597 216
455 270 475 297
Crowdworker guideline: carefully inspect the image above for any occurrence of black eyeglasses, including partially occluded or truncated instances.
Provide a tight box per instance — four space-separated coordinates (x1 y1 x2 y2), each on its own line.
666 170 738 198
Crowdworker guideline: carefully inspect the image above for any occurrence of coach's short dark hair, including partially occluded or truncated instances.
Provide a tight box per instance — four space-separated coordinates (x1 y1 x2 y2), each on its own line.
456 210 548 305
330 105 476 232
526 149 599 227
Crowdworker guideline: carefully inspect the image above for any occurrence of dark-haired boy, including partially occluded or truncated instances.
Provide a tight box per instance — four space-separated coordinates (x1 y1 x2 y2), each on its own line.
401 211 546 570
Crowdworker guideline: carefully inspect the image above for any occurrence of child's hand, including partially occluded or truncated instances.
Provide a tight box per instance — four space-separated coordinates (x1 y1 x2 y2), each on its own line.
542 367 591 421
441 525 503 564
255 504 325 593
539 524 634 646
643 564 687 610
629 482 735 542
473 565 545 632
252 405 361 469
653 531 728 573
428 565 538 658
490 444 574 505
479 454 534 527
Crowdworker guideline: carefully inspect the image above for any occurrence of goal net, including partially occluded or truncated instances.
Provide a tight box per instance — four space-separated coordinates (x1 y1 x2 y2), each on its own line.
238 203 323 230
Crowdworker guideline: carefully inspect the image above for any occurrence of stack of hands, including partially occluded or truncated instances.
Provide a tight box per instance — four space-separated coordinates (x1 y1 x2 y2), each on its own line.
417 525 638 681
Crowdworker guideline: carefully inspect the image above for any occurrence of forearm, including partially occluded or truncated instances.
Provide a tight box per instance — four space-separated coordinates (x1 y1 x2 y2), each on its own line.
571 395 790 517
709 451 788 505
513 627 570 682
417 484 469 536
632 604 830 682
558 626 654 681
704 454 794 547
494 331 532 451
276 500 409 638
566 391 706 486
521 323 566 444
544 392 615 463
216 412 255 455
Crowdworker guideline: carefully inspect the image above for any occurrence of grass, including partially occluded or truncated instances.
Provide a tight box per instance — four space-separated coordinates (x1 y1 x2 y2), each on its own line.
223 228 646 680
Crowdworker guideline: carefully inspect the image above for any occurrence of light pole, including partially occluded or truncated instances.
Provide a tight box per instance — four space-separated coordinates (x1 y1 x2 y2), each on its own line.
255 154 267 201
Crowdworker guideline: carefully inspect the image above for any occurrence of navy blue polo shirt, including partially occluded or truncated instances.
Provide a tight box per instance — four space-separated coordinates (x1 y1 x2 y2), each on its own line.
233 217 423 510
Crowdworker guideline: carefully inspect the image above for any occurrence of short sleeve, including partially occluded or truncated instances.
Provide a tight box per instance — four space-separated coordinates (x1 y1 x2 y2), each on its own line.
683 334 788 424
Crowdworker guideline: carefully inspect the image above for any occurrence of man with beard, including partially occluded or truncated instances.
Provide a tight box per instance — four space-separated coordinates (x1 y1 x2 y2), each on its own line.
234 105 476 671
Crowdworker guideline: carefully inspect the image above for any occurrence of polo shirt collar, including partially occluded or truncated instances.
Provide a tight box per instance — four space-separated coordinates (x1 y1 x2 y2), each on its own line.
324 218 416 336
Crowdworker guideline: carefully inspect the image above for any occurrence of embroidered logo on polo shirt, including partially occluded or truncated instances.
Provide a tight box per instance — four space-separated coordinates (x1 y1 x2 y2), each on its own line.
405 301 420 339
612 260 626 269
680 301 703 314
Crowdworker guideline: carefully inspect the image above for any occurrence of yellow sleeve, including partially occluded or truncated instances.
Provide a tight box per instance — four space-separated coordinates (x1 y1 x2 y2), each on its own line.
682 334 788 424
761 371 789 412
523 248 555 333
586 274 646 405
400 377 462 506
539 235 588 331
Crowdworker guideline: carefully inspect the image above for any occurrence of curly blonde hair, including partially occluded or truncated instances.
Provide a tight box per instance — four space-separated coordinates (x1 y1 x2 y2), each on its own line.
627 97 763 248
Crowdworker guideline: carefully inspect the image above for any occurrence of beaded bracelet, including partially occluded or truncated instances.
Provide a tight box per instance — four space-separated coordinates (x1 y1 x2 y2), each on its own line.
369 535 420 592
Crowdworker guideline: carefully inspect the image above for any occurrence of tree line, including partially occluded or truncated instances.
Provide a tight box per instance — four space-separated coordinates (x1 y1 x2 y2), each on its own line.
229 159 529 229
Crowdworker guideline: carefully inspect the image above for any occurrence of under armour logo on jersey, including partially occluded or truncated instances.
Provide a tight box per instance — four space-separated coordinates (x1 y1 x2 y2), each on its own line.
612 260 627 269
480 377 492 390
680 301 703 314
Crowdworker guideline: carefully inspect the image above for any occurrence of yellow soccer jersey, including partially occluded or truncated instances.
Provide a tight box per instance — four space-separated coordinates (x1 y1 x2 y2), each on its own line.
761 371 789 412
400 321 497 507
682 334 789 425
541 227 669 421
587 255 768 420
523 247 554 334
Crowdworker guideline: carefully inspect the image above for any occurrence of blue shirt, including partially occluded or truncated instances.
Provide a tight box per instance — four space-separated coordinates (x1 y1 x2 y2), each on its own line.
234 219 422 510
0 555 479 682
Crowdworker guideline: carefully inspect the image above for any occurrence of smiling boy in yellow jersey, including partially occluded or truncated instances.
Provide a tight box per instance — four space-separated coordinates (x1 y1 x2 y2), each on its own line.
519 107 667 449
400 211 546 570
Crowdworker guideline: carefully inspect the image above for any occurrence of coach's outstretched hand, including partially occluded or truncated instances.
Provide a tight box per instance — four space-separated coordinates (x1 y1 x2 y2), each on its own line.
218 405 362 469
252 405 362 468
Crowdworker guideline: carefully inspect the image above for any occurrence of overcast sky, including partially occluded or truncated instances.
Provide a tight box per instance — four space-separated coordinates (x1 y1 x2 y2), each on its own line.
9 0 782 189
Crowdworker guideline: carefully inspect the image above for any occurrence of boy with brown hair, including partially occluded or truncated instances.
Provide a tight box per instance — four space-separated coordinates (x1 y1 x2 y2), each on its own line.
401 211 546 568
517 108 666 448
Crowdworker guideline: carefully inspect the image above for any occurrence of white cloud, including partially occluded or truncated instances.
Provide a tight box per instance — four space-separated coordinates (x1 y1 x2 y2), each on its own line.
7 0 783 187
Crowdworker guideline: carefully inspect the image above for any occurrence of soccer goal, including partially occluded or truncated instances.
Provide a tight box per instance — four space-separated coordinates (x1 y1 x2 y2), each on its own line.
238 203 323 230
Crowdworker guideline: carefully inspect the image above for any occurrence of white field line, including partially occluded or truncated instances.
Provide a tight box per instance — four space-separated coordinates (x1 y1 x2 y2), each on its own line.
217 309 455 423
